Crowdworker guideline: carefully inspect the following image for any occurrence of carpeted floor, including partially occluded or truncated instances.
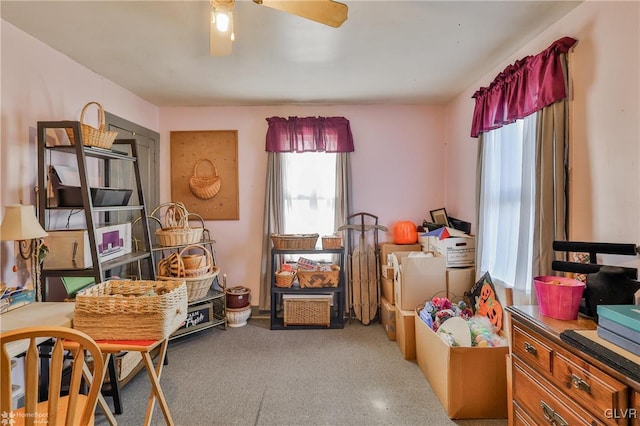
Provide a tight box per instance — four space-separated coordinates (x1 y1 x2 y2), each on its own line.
95 317 508 426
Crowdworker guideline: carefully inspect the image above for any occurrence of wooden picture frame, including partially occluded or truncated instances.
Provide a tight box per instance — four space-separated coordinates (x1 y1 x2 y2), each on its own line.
170 130 239 220
430 208 450 227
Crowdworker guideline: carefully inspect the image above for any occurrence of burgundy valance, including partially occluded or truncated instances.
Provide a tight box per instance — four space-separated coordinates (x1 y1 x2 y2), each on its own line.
470 36 578 138
265 116 354 153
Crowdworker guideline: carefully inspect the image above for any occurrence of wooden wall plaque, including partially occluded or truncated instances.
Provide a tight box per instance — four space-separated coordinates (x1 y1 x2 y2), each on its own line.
170 130 239 220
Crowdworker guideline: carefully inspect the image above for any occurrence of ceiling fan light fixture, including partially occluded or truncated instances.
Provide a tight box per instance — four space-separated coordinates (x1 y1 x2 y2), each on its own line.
214 11 231 33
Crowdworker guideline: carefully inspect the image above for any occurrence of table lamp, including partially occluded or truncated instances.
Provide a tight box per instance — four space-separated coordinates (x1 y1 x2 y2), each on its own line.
0 204 49 301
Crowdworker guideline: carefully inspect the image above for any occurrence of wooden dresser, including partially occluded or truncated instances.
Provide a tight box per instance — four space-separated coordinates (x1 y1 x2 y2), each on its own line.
507 306 640 426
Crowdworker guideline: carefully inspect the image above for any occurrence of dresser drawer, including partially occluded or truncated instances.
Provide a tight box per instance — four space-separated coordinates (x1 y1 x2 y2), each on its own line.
512 324 553 374
553 350 628 423
513 358 607 426
513 401 537 426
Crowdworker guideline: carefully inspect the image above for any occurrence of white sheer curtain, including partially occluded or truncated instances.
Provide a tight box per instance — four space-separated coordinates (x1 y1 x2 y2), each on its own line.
477 114 537 301
281 152 337 240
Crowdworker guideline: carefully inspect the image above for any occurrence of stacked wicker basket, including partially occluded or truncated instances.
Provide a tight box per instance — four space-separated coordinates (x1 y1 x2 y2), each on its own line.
154 203 218 302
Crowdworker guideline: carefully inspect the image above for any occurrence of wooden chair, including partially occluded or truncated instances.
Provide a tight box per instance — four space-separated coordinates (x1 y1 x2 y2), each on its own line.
0 326 105 426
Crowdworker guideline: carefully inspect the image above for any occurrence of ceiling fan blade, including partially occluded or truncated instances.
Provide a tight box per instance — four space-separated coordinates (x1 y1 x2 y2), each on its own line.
254 0 348 28
210 18 233 56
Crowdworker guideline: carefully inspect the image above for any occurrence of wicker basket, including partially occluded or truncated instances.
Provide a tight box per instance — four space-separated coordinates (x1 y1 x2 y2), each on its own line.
275 270 296 288
182 254 206 270
157 245 214 278
157 267 219 302
297 265 340 288
283 296 331 327
155 202 204 246
65 102 118 149
271 233 319 250
157 245 219 302
189 159 221 200
321 235 343 249
73 280 188 340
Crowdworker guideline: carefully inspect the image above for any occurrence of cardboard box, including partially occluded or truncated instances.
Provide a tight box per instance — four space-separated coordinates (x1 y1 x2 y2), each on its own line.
414 315 508 419
44 230 92 269
381 275 394 304
446 267 475 303
396 308 416 360
432 236 475 267
419 228 476 267
378 242 421 267
381 264 394 279
391 252 446 311
380 296 396 341
44 223 132 269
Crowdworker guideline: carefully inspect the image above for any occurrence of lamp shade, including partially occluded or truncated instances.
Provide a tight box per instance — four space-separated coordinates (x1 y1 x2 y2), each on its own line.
0 204 48 241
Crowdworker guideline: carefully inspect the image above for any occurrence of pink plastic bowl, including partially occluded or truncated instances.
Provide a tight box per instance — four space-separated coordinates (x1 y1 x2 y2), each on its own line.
533 276 585 320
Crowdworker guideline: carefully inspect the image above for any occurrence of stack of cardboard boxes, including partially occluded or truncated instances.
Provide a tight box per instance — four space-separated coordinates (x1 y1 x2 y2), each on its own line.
379 233 507 419
378 236 476 360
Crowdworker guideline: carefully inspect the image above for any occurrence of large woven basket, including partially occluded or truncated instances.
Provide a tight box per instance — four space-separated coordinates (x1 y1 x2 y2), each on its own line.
189 159 221 200
283 296 331 327
73 280 188 340
271 233 319 250
297 265 340 288
157 259 220 303
157 244 214 278
65 102 118 149
155 202 204 246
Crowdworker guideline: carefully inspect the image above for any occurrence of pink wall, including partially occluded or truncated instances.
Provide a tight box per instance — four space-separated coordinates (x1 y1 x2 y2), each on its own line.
1 21 159 289
159 105 446 299
445 1 640 269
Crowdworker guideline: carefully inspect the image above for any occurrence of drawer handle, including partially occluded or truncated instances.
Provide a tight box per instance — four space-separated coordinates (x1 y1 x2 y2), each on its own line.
524 342 538 355
540 400 569 426
570 374 591 394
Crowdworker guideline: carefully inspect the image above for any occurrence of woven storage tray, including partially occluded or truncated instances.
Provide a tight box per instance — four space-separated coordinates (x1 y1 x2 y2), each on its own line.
321 235 343 249
271 233 319 250
73 280 188 340
158 266 220 302
297 265 340 288
283 296 331 327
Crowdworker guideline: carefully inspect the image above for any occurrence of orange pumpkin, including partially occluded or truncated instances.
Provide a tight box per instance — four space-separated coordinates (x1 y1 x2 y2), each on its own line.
393 221 418 244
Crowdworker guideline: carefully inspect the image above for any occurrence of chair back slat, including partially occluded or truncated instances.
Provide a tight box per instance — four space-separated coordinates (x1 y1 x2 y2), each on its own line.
23 339 40 424
0 326 105 426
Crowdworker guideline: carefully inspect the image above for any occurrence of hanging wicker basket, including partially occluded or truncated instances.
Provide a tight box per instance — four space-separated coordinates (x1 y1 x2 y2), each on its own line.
65 102 118 149
189 159 221 200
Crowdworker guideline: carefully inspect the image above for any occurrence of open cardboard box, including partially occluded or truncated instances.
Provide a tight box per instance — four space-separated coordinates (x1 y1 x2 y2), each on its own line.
391 251 446 311
414 311 508 419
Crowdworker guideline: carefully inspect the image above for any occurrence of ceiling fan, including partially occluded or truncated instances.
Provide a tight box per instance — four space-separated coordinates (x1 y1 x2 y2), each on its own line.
209 0 348 56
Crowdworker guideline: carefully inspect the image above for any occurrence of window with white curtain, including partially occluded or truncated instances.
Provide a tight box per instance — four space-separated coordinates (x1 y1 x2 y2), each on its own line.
478 114 537 293
281 152 337 248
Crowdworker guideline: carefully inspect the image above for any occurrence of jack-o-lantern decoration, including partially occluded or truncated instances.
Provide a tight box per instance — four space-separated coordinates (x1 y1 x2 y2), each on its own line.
477 282 503 331
465 272 504 332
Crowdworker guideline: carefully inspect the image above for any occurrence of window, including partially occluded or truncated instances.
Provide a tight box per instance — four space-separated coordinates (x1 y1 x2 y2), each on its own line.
281 152 337 240
477 114 537 293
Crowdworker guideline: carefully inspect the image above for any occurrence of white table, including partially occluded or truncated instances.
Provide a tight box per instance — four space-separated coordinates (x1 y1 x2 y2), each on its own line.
0 302 74 357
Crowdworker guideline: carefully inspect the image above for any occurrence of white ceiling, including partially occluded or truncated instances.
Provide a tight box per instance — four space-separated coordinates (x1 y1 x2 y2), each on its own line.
1 0 582 107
